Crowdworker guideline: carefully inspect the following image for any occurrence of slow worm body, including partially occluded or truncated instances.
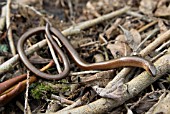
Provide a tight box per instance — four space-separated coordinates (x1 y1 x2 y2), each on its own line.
17 25 156 80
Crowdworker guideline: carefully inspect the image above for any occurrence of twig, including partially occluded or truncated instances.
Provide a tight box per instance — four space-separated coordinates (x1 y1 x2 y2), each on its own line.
151 49 167 62
24 70 31 114
126 11 152 22
51 94 75 105
16 101 24 112
138 20 158 33
58 92 90 112
45 35 62 73
106 68 131 89
62 6 130 36
79 70 114 84
18 3 51 25
140 29 170 56
67 0 74 19
135 28 160 52
103 47 109 61
0 5 6 31
70 70 100 76
0 74 27 94
79 41 99 48
155 39 170 52
6 0 16 55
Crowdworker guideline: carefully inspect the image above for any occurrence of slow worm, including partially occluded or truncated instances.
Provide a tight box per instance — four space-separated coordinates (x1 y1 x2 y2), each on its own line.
17 24 156 80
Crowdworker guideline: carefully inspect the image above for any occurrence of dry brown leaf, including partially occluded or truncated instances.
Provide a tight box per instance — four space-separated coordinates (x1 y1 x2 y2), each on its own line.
154 0 170 17
92 78 126 99
107 35 131 58
107 43 127 58
105 18 123 40
115 34 126 43
158 20 168 33
130 28 141 47
29 54 51 64
119 26 141 51
139 0 158 15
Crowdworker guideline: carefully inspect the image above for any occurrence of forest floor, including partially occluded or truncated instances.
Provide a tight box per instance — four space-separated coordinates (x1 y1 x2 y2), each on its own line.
0 0 170 114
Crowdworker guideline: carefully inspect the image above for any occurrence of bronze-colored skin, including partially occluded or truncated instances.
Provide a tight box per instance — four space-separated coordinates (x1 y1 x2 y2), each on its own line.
17 24 156 80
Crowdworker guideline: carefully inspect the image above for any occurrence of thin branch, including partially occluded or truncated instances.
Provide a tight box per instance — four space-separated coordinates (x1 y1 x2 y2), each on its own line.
126 11 153 22
24 70 31 114
45 35 62 73
59 92 90 111
155 39 170 52
0 5 6 31
136 28 159 52
62 6 130 36
6 0 16 55
137 20 158 32
69 70 100 76
18 3 51 25
140 29 170 56
51 94 75 105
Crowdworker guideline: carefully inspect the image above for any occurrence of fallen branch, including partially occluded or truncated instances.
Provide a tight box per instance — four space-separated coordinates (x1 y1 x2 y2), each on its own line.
53 54 170 114
62 6 130 36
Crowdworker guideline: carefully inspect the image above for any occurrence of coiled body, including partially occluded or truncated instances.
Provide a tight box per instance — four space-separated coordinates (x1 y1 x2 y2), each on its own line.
17 25 156 80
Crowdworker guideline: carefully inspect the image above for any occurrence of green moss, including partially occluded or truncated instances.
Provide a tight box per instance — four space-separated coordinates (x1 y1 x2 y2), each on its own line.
0 44 8 52
57 79 70 93
30 81 71 100
166 75 170 84
30 83 53 100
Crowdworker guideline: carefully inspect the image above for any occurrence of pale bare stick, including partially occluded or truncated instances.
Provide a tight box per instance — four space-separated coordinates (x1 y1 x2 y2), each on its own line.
51 94 75 105
62 6 130 36
6 0 16 55
140 29 170 56
45 35 62 73
24 70 31 114
0 5 6 31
